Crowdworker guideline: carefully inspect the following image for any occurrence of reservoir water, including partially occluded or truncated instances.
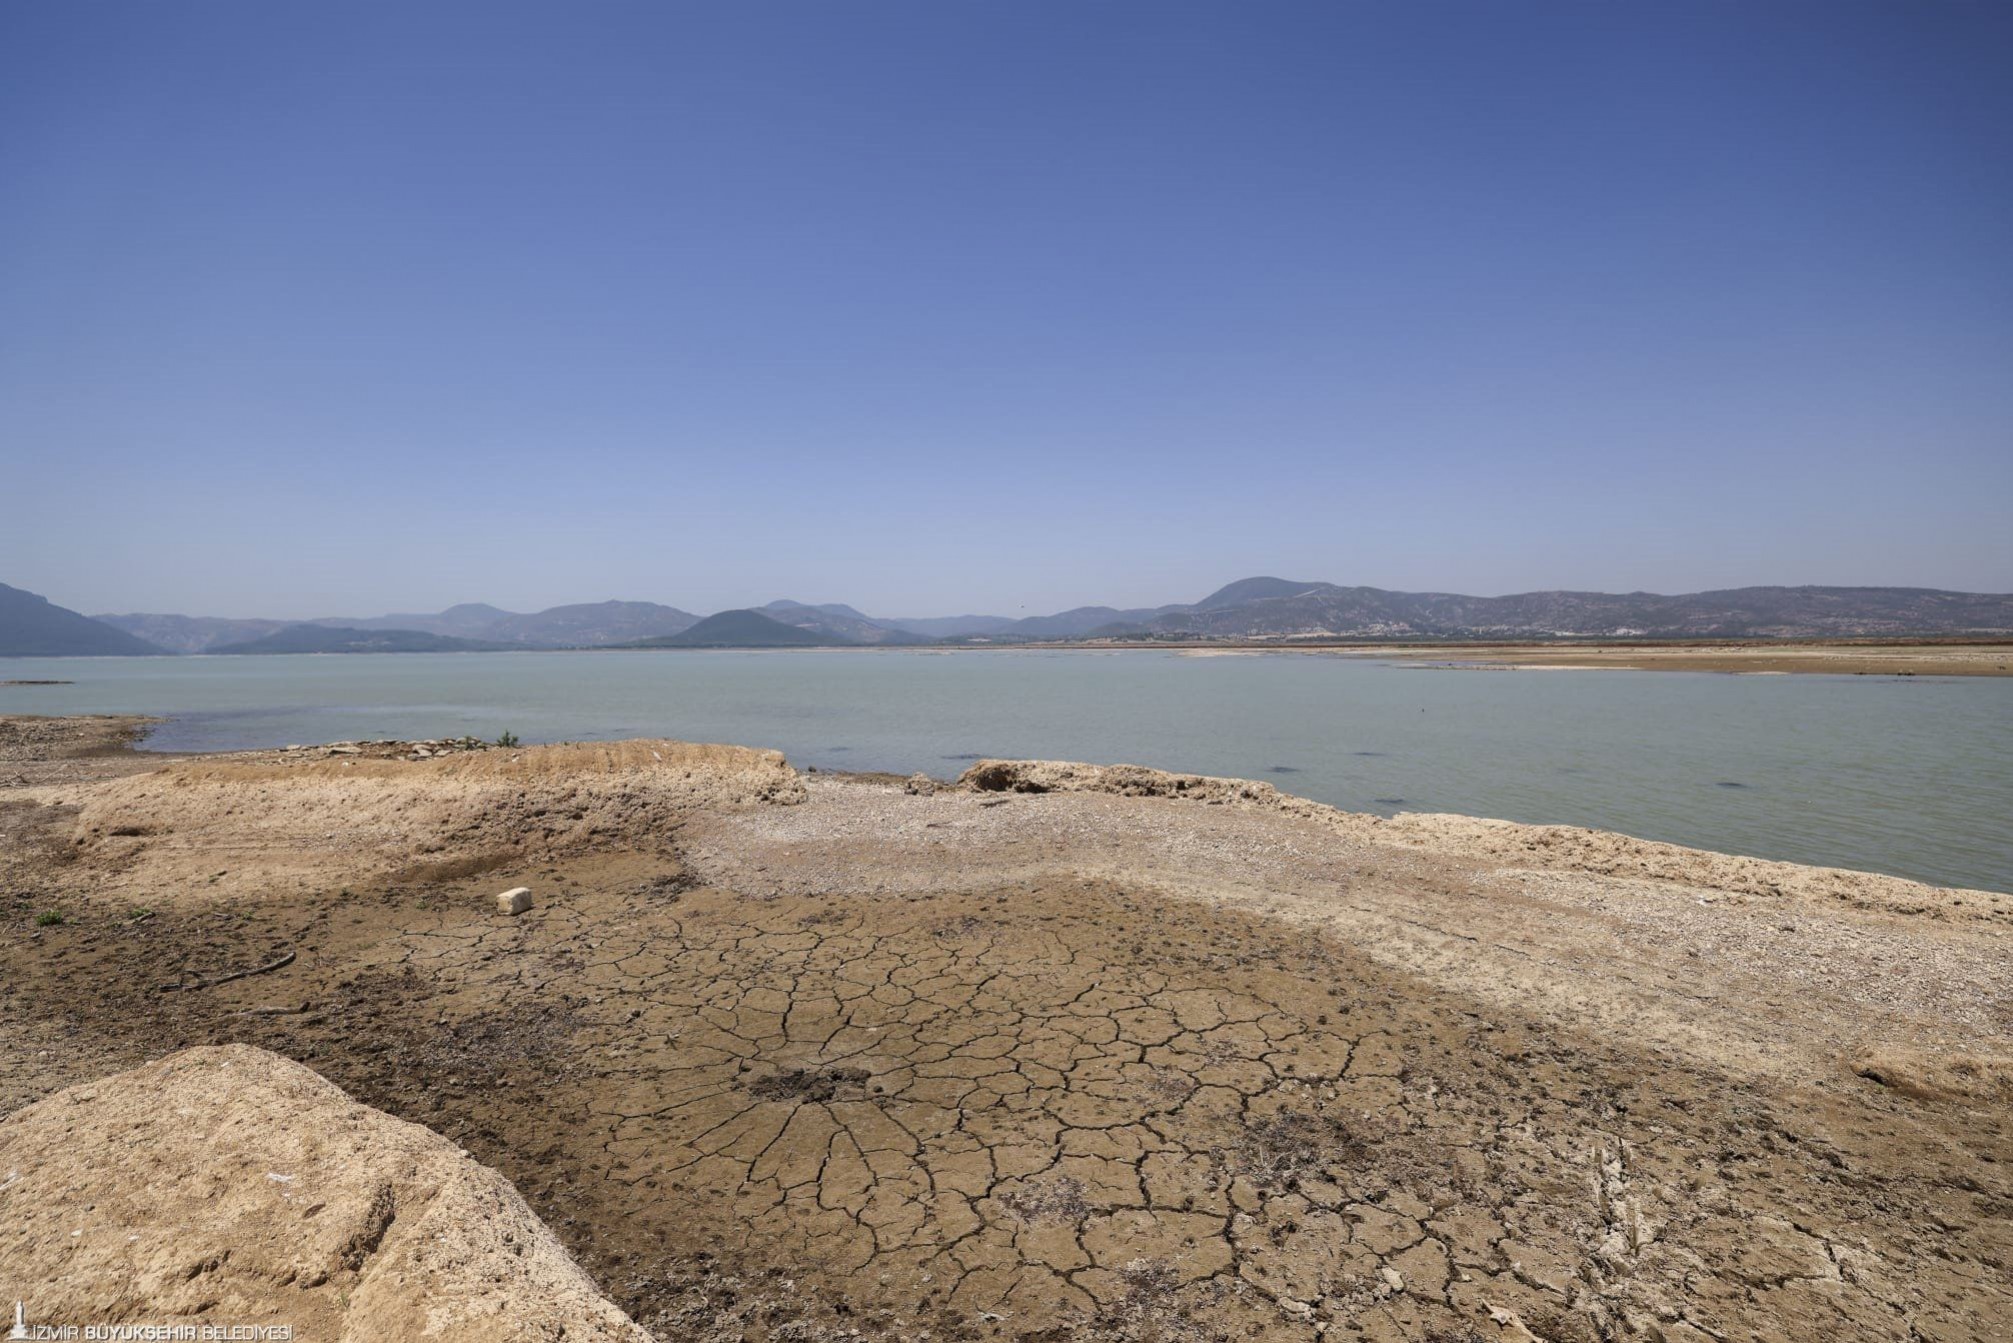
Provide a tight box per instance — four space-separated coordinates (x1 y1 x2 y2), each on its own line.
4 649 2008 893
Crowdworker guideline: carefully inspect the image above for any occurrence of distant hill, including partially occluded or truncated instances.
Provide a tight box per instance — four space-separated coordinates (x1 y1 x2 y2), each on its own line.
1004 604 1180 639
95 613 288 654
630 609 844 648
905 579 2013 642
210 625 520 654
308 602 516 639
880 613 1020 639
1 584 164 656
106 600 700 651
1191 576 1326 610
1121 581 2013 640
480 601 699 646
54 580 2013 656
759 600 924 645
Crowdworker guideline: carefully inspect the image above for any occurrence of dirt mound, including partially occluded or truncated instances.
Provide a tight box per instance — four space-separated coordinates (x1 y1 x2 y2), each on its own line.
956 757 2007 916
0 1044 647 1342
72 739 805 898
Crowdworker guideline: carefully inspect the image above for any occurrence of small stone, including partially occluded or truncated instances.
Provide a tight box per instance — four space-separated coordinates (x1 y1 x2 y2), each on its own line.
496 888 533 915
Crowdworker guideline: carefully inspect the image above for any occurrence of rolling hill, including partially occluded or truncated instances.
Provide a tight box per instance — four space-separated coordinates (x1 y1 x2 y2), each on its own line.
478 601 700 645
100 600 699 651
42 579 2013 656
1121 581 2013 640
907 579 2013 642
759 601 925 645
629 610 844 648
209 626 521 654
94 613 289 654
0 584 165 656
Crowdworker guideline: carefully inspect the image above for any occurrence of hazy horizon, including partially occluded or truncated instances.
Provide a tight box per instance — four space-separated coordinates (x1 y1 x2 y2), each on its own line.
19 571 2013 628
6 2 2010 617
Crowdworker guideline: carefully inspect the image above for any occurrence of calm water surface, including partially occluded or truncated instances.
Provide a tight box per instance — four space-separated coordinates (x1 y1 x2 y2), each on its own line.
4 649 2008 893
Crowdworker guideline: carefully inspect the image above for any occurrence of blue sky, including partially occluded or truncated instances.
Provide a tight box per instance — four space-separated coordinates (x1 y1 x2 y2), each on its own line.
4 1 2009 619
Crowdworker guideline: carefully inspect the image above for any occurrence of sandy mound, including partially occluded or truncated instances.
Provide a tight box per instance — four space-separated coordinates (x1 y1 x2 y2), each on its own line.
958 757 2007 916
0 1044 647 1342
72 739 805 897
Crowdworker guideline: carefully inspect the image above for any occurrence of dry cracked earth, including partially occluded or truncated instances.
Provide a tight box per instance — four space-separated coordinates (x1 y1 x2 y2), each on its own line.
1 718 2008 1343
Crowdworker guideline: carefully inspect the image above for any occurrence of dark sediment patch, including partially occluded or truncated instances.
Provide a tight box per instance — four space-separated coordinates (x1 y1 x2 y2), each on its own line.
745 1065 872 1103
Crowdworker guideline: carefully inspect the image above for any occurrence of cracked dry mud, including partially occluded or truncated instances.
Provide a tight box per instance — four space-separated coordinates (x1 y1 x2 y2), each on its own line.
1 718 2008 1342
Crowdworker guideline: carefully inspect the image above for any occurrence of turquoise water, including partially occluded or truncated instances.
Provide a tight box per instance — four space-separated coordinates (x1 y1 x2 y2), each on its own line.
4 649 2008 893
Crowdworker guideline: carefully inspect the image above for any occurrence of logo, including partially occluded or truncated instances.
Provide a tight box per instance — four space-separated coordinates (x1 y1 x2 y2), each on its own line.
0 1306 291 1341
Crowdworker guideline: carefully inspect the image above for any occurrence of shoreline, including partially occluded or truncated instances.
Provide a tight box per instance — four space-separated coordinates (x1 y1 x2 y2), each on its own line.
10 709 2011 897
8 636 2013 675
6 711 2004 903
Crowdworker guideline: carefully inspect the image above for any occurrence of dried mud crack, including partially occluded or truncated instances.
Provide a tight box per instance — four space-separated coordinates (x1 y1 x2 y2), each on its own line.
3 868 2006 1341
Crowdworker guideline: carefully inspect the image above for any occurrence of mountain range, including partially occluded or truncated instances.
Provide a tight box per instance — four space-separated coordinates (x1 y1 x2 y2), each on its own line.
3 578 2011 657
0 583 164 657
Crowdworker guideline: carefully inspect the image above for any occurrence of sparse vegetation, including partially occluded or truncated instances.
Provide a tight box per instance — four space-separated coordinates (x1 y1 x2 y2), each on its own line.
34 910 64 927
495 730 520 748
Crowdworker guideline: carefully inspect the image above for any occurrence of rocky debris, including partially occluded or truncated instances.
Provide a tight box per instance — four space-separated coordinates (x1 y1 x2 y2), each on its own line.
961 757 1285 803
0 714 167 789
0 1045 649 1342
277 736 499 763
903 772 939 795
496 886 533 915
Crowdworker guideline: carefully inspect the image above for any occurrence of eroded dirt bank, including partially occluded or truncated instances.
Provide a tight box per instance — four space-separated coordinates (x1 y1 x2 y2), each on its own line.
1 716 2007 1342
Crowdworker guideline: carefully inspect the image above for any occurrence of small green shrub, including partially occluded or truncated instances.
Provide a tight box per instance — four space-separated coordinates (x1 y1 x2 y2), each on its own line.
496 730 520 748
34 910 64 927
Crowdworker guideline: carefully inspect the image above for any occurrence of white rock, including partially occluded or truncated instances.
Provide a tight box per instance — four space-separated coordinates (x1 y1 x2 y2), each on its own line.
496 888 533 915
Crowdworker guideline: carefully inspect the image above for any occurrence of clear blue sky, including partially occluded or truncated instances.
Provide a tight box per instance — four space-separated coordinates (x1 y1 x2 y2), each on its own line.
4 1 2009 619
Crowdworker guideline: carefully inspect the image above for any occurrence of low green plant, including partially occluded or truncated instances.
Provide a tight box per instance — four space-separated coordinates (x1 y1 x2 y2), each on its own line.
496 730 520 748
34 910 64 927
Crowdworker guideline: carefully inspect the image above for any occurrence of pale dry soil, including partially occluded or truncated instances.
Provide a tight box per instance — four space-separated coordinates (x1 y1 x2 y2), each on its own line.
0 716 2007 1343
1359 642 2013 677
